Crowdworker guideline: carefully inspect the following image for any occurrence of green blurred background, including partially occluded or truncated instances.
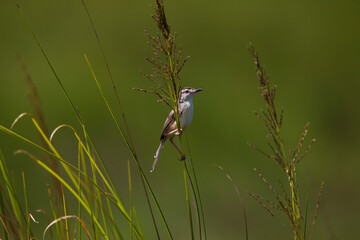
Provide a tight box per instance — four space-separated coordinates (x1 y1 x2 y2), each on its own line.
1 0 359 239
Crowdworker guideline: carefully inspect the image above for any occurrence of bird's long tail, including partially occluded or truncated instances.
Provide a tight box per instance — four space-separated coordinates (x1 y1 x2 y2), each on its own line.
151 139 166 172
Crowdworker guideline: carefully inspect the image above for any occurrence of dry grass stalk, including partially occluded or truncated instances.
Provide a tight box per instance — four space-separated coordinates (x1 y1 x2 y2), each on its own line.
137 0 190 126
248 43 321 240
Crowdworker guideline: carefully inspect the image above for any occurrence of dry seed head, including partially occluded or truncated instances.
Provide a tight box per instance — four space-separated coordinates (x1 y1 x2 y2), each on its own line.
249 193 276 216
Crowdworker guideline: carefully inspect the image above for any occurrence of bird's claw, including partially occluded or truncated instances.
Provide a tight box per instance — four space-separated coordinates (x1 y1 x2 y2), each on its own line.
175 128 183 135
179 154 186 161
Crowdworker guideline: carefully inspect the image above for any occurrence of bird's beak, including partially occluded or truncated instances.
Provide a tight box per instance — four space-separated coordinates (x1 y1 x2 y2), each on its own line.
195 88 203 93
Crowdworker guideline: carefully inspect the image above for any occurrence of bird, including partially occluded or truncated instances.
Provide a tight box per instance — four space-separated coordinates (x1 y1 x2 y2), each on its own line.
150 87 203 172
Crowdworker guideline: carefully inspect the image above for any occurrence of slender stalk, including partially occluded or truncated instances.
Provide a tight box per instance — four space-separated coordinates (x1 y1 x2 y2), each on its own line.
77 143 83 240
186 138 207 239
21 172 29 240
47 185 62 240
106 197 118 239
61 185 70 240
140 171 172 239
183 161 194 240
0 184 7 240
128 161 134 240
303 195 309 239
184 162 202 239
80 0 136 155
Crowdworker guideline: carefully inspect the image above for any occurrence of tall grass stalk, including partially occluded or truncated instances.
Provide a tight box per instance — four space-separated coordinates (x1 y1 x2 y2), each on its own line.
47 184 62 239
80 0 136 154
128 161 134 240
137 1 206 238
60 185 70 240
77 143 83 240
248 44 322 240
21 171 29 240
182 161 194 239
185 138 207 239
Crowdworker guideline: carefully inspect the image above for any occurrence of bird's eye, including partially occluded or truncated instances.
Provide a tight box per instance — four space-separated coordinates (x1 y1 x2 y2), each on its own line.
185 90 189 94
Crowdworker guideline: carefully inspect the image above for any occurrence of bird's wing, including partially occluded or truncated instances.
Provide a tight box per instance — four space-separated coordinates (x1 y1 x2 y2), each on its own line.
160 109 175 140
160 107 185 140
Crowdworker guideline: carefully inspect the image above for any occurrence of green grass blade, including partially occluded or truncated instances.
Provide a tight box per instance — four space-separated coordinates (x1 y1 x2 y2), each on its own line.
106 197 119 239
95 176 110 239
21 171 30 240
0 183 8 240
89 151 102 239
84 55 135 157
183 161 194 239
0 124 55 160
184 162 202 240
79 127 97 239
60 185 70 240
14 3 82 124
77 143 83 240
186 138 207 239
0 148 24 238
304 194 309 240
128 161 134 240
80 0 136 154
140 171 172 239
47 185 62 240
132 206 143 239
178 134 195 239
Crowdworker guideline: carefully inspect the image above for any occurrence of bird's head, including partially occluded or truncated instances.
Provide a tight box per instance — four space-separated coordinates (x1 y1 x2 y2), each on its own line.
179 87 203 102
179 87 202 102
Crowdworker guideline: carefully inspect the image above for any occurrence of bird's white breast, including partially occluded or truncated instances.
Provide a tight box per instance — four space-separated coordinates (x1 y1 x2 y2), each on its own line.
179 99 194 129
